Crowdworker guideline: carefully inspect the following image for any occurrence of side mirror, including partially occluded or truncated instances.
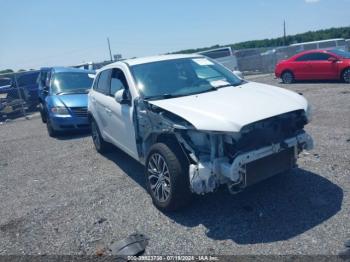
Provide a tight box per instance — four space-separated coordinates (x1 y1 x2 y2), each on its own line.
328 57 338 62
43 85 49 93
114 89 130 105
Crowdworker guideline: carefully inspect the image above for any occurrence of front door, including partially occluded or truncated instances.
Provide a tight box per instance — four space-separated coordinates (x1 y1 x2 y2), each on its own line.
104 68 139 160
307 53 339 80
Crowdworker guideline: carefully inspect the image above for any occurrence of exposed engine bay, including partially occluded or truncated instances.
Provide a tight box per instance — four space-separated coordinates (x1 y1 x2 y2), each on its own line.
133 99 313 195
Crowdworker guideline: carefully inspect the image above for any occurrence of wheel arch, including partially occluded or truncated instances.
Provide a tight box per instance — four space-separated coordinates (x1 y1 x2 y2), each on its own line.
144 132 190 166
281 69 294 76
340 67 350 80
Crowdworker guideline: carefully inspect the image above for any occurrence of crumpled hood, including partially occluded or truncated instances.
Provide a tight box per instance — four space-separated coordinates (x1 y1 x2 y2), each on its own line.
52 94 88 108
149 82 308 132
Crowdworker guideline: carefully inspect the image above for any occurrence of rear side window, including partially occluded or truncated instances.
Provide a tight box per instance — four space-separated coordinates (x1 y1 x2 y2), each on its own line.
296 53 331 61
39 71 48 86
109 68 129 96
95 70 111 94
92 74 100 90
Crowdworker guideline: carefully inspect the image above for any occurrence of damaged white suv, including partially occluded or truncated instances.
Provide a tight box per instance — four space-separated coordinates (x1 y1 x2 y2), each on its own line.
88 54 313 211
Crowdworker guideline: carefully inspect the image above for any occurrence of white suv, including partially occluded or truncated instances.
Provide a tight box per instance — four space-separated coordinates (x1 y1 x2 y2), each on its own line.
88 54 313 211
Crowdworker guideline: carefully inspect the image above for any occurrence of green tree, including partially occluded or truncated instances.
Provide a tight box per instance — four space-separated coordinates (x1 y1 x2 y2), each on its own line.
0 69 14 74
172 26 350 54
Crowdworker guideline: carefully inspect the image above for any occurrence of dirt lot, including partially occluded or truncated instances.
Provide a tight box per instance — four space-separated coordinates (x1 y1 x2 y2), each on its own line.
0 75 349 256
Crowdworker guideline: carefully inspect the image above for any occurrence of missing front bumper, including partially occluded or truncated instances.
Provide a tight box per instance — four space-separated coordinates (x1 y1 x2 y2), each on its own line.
189 132 313 194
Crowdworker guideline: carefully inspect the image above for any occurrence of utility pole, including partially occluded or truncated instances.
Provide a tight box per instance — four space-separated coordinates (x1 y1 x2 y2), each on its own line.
283 20 287 46
107 37 113 62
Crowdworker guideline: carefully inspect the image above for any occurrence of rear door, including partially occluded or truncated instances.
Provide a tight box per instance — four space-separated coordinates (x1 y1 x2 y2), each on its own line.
90 69 111 136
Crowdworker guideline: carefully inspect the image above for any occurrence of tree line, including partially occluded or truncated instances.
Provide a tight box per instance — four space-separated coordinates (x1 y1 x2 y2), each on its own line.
172 26 350 54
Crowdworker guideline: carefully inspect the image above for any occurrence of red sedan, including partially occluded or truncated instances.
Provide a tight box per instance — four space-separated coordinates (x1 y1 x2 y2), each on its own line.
275 49 350 84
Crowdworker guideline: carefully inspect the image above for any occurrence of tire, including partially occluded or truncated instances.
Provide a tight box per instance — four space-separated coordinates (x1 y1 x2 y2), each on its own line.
91 118 110 153
145 143 192 211
46 117 58 137
281 71 294 84
342 68 350 83
39 103 47 123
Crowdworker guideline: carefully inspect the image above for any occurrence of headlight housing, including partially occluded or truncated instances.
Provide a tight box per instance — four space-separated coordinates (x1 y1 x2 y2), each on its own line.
51 106 70 115
306 104 312 123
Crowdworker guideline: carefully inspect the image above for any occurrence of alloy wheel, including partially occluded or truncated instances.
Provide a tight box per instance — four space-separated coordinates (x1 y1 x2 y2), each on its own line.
282 72 293 84
147 153 171 203
343 69 350 83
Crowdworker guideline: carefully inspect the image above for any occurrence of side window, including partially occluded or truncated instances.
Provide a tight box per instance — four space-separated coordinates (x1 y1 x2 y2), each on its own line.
39 71 47 86
295 53 331 61
296 54 313 61
96 70 111 94
92 73 100 90
312 53 331 61
45 71 52 88
109 68 129 96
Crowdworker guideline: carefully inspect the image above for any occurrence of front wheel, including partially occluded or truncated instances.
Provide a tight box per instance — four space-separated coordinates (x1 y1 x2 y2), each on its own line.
39 103 47 123
281 71 294 84
46 117 58 137
145 143 192 211
342 68 350 83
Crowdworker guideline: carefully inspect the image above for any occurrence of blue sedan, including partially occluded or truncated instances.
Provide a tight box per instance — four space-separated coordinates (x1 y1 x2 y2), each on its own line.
39 67 95 137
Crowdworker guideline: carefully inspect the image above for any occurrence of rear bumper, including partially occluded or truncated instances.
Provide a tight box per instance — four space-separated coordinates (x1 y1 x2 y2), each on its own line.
49 115 90 131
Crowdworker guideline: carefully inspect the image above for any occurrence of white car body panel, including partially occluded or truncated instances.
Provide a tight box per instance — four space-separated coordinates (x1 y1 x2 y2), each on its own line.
149 82 308 132
89 54 313 198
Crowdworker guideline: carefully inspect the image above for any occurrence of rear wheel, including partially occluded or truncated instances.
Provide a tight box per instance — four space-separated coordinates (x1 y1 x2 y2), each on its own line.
91 118 110 153
281 71 294 84
145 143 192 211
342 68 350 83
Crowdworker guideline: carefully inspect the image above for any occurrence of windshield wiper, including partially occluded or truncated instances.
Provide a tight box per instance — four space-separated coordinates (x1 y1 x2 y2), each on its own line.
144 86 221 100
214 81 244 89
144 94 176 100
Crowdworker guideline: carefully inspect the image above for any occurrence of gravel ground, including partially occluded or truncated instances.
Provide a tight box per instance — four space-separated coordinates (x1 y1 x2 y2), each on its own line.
0 76 349 256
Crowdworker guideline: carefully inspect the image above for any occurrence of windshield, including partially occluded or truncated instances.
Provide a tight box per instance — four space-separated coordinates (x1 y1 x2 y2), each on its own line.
131 57 243 100
330 49 350 59
51 72 95 95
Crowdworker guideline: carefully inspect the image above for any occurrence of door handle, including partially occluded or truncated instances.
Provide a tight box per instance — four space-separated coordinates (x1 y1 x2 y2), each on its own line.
91 97 96 103
105 107 112 114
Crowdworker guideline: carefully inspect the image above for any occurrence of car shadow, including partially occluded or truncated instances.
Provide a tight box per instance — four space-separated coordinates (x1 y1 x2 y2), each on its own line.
104 147 146 186
103 146 343 244
281 79 344 85
55 130 91 141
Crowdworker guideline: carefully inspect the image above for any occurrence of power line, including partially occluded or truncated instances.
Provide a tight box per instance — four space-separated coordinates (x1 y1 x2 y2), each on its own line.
283 20 287 46
107 37 113 62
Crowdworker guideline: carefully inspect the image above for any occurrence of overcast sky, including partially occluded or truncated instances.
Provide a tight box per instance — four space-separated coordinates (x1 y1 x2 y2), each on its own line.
0 0 349 70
